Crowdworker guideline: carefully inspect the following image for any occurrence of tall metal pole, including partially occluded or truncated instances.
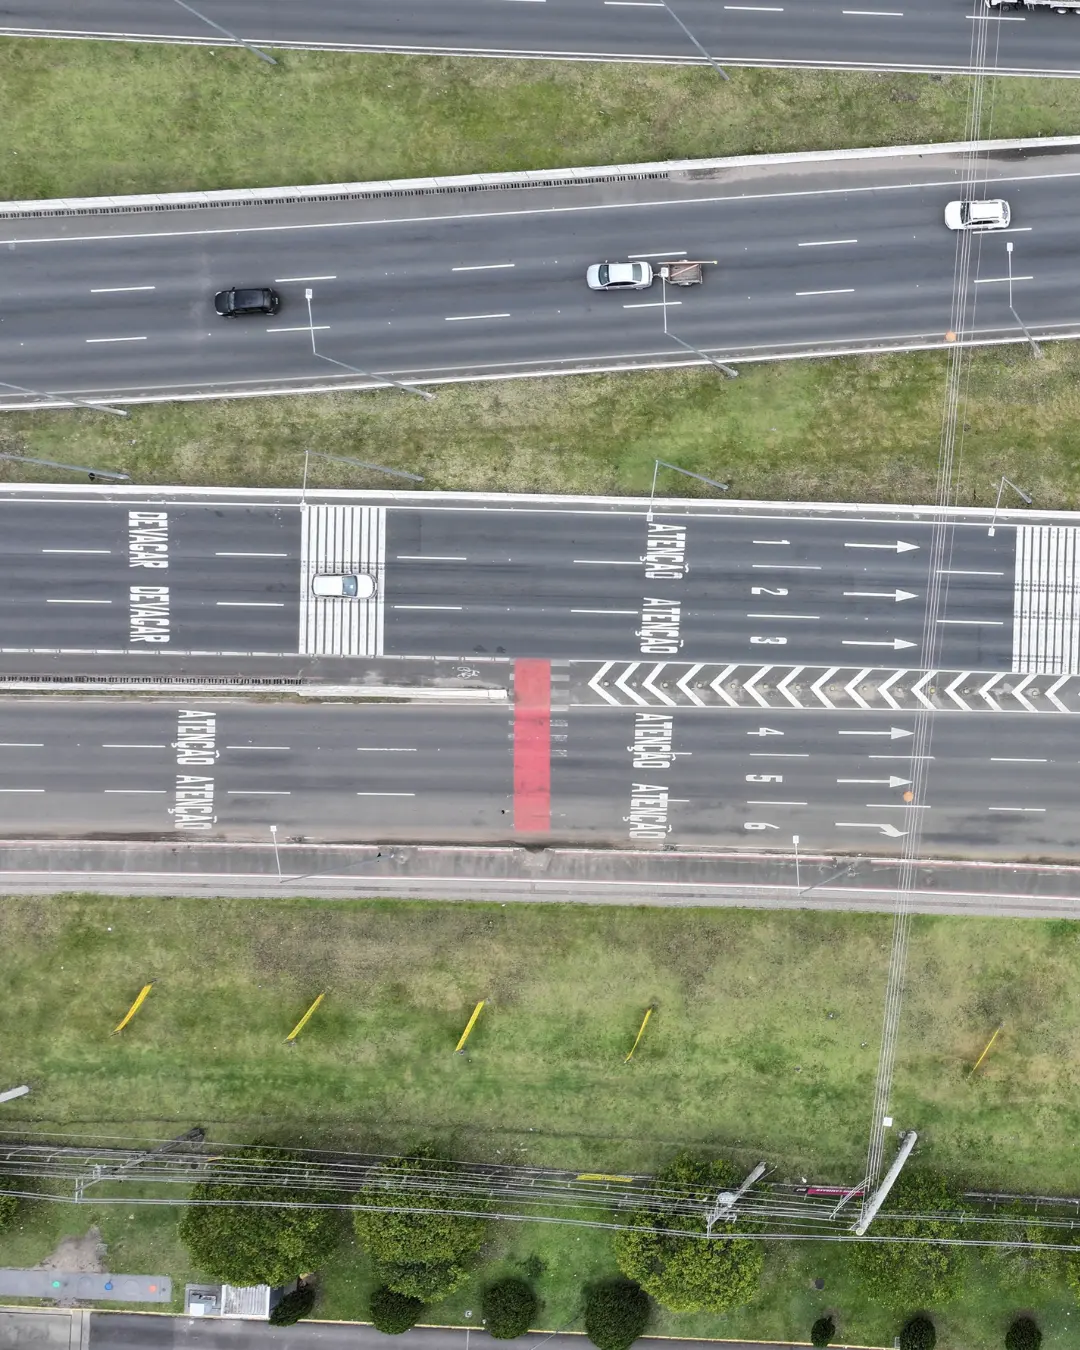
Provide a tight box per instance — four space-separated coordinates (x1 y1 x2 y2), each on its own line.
169 0 277 63
854 1129 917 1236
269 825 282 880
304 289 435 400
661 2 730 79
1006 242 1042 360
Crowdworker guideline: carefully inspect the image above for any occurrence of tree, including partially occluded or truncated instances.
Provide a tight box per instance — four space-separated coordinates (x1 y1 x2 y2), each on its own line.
269 1283 316 1326
370 1285 425 1334
482 1277 538 1339
850 1171 967 1309
0 1177 20 1232
178 1148 345 1287
986 1209 1068 1291
584 1278 650 1350
613 1153 763 1313
811 1315 836 1348
1005 1317 1042 1350
899 1315 936 1350
353 1153 491 1302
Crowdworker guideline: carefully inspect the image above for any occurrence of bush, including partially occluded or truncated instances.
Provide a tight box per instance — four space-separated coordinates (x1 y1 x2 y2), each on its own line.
811 1315 836 1348
0 1178 20 1231
370 1285 425 1335
1005 1317 1042 1350
353 1153 491 1301
584 1278 650 1350
899 1315 937 1350
482 1277 538 1339
613 1153 763 1313
850 1170 967 1308
177 1147 344 1286
269 1284 316 1326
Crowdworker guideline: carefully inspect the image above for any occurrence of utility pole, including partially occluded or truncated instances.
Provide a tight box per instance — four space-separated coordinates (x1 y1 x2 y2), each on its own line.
854 1129 917 1236
1006 242 1042 360
987 474 1032 537
304 289 435 400
705 1161 767 1234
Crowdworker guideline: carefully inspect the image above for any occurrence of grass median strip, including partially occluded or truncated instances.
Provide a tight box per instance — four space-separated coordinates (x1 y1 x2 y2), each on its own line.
3 39 1080 199
4 343 1080 507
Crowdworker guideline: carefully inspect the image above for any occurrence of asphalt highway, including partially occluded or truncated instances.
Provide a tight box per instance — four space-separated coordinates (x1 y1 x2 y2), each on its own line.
0 490 1031 668
2 147 1079 404
6 0 1080 78
1 697 1075 858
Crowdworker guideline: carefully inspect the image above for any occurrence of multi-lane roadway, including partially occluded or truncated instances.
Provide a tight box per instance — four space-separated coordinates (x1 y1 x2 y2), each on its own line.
2 146 1077 406
5 0 1080 78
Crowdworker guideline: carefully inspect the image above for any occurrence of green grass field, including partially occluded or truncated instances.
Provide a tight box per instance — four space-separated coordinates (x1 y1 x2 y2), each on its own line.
4 344 1080 507
3 40 1080 200
3 895 1080 1345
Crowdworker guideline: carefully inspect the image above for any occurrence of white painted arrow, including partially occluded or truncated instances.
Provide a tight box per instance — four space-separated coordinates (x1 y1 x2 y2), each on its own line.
835 822 909 838
837 776 912 788
844 541 920 554
837 727 913 738
843 589 919 601
841 638 918 650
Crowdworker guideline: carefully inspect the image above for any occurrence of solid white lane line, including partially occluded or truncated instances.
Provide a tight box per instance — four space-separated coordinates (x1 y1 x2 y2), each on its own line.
90 285 156 293
628 250 686 259
798 239 858 247
604 2 663 6
866 802 930 809
452 263 515 272
393 604 463 611
102 743 166 749
274 274 337 282
573 559 638 565
42 548 111 554
266 324 330 333
752 563 822 570
226 745 291 751
215 601 285 607
747 799 808 806
624 300 681 308
935 618 1005 625
746 612 820 620
85 335 147 343
0 788 44 792
104 788 166 794
357 747 418 752
869 754 934 760
396 555 468 561
843 8 903 14
227 789 292 795
725 4 784 9
937 568 1005 576
974 275 1033 285
968 10 1024 17
215 551 288 557
990 757 1047 763
749 752 810 757
988 806 1045 812
753 538 789 545
46 598 112 604
0 743 43 748
571 608 638 615
796 288 855 296
356 791 417 796
445 313 511 322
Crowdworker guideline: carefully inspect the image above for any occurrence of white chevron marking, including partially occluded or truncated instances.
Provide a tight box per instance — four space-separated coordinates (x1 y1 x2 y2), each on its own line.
641 663 677 707
743 665 773 708
977 673 1003 711
676 663 706 706
844 667 873 711
911 671 936 710
944 672 971 711
587 661 622 707
776 667 805 708
615 662 649 706
810 667 839 709
709 664 740 708
878 669 906 711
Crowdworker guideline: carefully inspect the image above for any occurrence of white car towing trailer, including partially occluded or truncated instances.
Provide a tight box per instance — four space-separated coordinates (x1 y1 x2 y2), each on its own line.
985 0 1080 10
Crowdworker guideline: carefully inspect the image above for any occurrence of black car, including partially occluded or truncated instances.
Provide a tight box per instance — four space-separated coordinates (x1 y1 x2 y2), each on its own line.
214 286 281 317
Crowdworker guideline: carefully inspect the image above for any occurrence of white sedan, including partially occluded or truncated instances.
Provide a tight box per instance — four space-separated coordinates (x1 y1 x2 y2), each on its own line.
586 261 654 291
944 199 1011 230
311 572 377 599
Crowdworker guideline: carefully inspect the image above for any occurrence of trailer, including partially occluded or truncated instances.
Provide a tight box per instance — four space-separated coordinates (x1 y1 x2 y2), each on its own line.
985 0 1080 11
658 260 717 285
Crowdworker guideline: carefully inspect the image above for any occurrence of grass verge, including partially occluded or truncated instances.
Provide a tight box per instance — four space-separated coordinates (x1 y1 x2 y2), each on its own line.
4 345 1080 507
4 41 1080 199
2 896 1080 1345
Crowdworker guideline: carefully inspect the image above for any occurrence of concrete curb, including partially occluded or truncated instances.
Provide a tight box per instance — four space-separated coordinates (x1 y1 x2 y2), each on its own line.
2 136 1079 217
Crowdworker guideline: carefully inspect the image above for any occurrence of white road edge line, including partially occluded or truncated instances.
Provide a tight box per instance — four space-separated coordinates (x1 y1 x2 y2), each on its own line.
452 263 515 271
89 285 156 293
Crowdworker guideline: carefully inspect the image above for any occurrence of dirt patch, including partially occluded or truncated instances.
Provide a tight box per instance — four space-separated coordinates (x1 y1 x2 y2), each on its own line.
36 1226 107 1273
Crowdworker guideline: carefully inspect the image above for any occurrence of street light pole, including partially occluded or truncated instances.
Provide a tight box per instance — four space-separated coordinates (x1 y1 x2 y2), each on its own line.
304 289 435 400
987 473 1033 537
269 825 282 881
661 1 730 80
1006 242 1042 360
169 0 277 63
792 834 801 890
667 331 739 379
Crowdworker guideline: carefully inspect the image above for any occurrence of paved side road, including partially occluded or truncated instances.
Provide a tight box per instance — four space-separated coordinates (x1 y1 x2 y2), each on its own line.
89 1315 823 1350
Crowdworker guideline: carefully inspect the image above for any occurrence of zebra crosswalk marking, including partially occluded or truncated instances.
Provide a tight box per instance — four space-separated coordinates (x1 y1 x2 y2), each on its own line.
1013 525 1080 675
298 505 386 656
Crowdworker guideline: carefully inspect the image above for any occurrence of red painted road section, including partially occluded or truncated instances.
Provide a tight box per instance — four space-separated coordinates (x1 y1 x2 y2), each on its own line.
513 659 551 833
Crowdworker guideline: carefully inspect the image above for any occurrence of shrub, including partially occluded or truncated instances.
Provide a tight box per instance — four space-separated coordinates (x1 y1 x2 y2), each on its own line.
1005 1317 1042 1350
482 1277 538 1339
269 1283 316 1326
354 1153 491 1301
850 1171 967 1308
899 1314 937 1350
614 1154 763 1313
811 1315 836 1348
177 1147 344 1286
0 1178 20 1231
584 1278 650 1350
370 1285 425 1335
